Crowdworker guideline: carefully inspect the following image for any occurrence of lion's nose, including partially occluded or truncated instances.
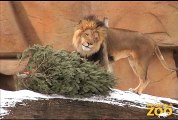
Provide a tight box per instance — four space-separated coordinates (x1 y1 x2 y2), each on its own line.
82 42 93 48
82 42 89 47
88 42 93 46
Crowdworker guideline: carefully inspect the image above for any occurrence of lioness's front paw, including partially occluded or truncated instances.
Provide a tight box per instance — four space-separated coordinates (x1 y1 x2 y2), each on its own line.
128 88 134 92
128 88 140 94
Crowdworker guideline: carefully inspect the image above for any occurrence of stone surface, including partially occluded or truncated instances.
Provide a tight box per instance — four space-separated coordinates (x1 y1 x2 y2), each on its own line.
0 59 28 75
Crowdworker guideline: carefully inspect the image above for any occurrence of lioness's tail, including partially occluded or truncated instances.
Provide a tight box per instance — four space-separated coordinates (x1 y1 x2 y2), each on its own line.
155 46 178 71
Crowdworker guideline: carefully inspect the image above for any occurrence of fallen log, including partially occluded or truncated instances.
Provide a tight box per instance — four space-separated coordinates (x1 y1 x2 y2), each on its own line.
1 89 178 119
0 52 22 59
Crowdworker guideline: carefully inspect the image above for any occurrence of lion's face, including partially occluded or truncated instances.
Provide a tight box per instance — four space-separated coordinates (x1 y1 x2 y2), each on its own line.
73 28 105 57
72 15 107 57
81 29 101 51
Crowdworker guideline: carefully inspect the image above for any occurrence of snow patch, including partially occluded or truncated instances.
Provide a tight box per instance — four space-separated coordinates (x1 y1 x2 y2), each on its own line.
0 89 51 118
158 112 169 118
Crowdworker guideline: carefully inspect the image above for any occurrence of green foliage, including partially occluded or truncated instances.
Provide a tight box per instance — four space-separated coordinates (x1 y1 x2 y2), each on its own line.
20 44 116 97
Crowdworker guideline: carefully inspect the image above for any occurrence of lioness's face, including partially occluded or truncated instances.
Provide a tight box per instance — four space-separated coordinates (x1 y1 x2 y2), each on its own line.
80 29 102 52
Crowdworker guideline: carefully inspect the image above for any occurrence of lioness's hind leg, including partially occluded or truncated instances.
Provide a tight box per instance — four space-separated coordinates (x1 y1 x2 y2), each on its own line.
136 56 152 94
138 78 150 94
128 56 149 94
128 56 140 93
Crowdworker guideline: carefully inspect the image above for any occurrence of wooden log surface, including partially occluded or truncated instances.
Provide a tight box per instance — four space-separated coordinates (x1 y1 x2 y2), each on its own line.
0 52 22 59
2 96 178 119
1 89 178 119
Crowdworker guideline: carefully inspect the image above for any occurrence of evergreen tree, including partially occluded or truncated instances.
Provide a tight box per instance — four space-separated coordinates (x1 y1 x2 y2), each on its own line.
20 44 116 97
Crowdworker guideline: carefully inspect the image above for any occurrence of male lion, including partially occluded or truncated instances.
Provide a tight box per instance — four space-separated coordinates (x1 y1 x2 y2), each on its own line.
72 15 177 94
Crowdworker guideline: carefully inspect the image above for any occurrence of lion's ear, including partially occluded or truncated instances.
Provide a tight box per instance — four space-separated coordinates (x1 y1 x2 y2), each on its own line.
75 20 82 30
103 17 109 28
78 20 82 24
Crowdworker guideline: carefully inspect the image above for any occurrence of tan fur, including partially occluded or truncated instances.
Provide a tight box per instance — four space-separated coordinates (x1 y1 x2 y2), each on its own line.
73 15 177 94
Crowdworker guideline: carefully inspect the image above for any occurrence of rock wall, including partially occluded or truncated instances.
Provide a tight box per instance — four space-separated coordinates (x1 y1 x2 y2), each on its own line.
0 1 178 98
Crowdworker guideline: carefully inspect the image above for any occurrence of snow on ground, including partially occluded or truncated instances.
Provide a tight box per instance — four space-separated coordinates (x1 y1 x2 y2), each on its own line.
0 89 178 118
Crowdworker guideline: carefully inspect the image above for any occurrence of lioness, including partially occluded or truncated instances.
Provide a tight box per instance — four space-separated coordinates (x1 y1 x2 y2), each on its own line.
72 15 177 94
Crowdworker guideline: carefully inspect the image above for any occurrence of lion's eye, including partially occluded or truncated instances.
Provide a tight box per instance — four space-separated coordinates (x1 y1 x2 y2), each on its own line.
85 33 89 36
94 36 99 42
94 39 98 42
